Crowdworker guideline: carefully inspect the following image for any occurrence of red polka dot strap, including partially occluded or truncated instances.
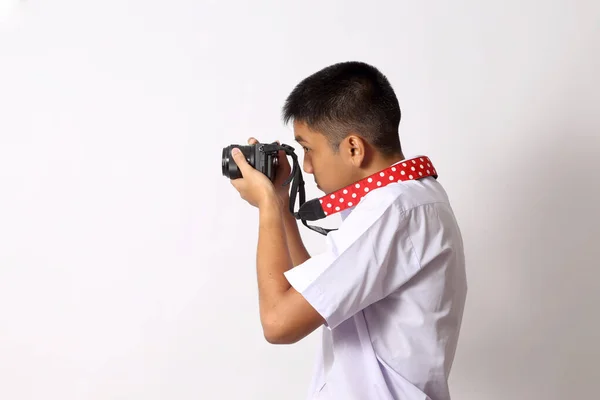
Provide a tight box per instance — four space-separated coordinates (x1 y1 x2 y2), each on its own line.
293 156 437 223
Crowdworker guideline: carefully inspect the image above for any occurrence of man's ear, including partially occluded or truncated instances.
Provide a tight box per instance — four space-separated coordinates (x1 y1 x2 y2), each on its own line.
343 134 367 167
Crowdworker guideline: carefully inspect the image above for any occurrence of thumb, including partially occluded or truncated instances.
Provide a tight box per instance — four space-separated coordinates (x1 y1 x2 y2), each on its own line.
231 148 251 174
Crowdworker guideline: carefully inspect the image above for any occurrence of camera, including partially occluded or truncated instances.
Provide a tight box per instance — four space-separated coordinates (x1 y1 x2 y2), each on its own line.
221 142 279 181
222 141 334 236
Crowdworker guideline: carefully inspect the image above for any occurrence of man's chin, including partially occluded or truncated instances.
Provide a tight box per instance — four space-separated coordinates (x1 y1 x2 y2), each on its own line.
316 182 331 193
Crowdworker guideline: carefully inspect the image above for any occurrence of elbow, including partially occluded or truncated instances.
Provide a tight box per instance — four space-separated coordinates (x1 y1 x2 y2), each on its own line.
263 328 288 345
263 323 295 345
261 314 299 345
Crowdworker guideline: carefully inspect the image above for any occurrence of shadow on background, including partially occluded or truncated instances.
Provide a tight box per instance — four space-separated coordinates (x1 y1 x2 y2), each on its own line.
454 126 600 399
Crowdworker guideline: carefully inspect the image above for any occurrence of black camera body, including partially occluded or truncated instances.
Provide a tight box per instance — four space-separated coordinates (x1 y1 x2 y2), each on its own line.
221 142 279 181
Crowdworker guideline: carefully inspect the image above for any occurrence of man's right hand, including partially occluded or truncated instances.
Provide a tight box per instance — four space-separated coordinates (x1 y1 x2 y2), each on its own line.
247 137 293 204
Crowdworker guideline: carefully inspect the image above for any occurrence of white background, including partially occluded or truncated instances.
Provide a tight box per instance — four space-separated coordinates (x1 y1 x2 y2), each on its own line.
1 1 599 399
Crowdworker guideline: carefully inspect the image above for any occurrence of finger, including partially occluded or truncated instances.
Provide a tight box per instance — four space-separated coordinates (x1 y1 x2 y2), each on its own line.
231 147 252 175
278 148 290 166
274 140 285 161
230 179 242 190
248 137 259 145
277 149 286 164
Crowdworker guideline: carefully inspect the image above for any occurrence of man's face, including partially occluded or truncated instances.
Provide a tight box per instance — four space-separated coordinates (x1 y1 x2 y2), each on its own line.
293 121 358 194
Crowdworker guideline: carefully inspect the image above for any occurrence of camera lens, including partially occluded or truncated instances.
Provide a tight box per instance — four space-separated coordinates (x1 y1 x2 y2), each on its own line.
221 145 255 179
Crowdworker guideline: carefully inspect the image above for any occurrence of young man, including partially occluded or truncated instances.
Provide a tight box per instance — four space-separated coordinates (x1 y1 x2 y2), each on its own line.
229 61 467 400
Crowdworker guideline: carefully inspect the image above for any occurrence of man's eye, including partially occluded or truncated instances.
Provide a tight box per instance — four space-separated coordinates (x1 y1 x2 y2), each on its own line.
303 147 310 152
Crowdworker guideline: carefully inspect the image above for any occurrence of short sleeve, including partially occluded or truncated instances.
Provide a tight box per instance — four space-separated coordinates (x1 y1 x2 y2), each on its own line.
284 201 422 330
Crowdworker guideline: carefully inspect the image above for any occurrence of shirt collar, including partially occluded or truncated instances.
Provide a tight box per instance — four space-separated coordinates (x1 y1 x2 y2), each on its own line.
339 156 414 220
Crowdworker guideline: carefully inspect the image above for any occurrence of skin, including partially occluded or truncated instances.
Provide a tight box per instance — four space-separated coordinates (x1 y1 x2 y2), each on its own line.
229 120 404 344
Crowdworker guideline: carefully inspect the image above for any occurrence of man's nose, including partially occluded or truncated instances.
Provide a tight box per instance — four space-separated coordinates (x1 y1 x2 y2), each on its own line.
303 158 313 174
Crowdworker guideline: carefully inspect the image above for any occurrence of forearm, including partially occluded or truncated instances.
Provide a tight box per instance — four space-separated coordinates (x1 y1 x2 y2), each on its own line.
256 196 294 330
279 195 311 267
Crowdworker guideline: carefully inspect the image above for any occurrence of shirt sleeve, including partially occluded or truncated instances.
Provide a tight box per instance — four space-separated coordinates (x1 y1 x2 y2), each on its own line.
284 201 422 330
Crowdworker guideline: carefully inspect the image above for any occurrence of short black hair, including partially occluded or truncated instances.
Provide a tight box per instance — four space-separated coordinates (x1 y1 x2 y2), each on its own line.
282 61 402 156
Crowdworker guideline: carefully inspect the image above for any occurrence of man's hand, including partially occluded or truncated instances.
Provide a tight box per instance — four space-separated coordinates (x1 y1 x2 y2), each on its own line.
247 137 292 202
229 147 277 209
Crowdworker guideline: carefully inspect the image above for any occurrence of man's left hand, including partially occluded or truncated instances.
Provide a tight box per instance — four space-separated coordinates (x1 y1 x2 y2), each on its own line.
229 147 277 208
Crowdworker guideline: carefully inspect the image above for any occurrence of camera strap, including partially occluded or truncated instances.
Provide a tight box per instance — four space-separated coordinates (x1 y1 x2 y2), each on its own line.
258 143 328 235
293 155 439 235
265 144 438 236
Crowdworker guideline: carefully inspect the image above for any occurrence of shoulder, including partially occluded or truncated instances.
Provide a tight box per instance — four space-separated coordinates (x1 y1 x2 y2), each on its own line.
327 177 461 256
336 177 451 230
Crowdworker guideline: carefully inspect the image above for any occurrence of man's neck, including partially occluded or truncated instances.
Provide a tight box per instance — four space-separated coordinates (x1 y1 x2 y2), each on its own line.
361 152 405 179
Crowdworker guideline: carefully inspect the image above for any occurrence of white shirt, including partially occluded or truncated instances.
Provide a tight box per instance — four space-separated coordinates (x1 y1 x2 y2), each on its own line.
284 159 468 400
